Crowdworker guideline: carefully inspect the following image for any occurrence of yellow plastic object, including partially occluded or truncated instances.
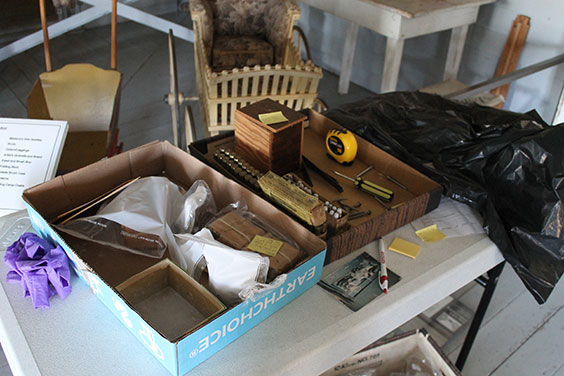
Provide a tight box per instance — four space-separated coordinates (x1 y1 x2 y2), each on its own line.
34 64 121 132
326 128 358 164
27 63 122 173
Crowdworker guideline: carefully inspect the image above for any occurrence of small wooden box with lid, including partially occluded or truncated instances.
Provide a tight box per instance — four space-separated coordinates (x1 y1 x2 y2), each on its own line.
234 98 306 175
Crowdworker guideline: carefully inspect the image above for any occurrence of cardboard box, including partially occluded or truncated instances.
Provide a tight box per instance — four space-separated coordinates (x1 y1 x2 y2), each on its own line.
321 329 461 376
116 259 226 342
23 141 326 375
189 109 442 264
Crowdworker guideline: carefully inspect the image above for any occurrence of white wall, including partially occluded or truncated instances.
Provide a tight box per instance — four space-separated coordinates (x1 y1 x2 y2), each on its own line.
298 0 564 123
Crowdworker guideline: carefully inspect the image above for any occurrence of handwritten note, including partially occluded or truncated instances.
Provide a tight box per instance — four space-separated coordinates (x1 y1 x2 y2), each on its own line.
247 235 283 257
0 118 68 217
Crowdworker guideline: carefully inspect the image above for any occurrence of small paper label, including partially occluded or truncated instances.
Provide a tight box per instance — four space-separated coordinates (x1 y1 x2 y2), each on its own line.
416 224 446 243
389 237 422 259
247 235 283 257
258 171 319 226
258 111 288 125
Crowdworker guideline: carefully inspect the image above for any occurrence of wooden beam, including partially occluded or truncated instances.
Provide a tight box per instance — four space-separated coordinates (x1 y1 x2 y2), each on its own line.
111 0 117 70
490 15 530 108
39 0 52 72
447 53 564 100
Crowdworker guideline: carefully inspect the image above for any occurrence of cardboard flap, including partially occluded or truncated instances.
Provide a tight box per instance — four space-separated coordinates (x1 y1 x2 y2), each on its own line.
23 142 166 220
62 232 168 287
39 64 122 132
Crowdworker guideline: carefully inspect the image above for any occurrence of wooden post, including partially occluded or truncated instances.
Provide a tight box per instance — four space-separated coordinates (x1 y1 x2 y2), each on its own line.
39 0 52 72
490 15 530 108
111 0 118 69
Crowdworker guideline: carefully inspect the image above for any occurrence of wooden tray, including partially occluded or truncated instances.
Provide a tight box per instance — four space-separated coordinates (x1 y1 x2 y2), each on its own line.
189 109 442 264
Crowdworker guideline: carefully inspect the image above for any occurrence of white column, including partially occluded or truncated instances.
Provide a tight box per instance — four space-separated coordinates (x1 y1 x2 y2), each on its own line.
381 36 405 92
444 25 469 81
338 22 360 94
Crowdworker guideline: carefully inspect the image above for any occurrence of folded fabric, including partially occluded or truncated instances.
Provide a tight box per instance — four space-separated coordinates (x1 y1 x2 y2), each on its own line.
4 232 72 309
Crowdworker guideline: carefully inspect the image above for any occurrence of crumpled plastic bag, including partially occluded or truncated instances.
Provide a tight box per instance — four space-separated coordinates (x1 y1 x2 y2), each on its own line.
58 177 216 271
175 228 269 306
57 176 269 307
4 232 72 308
324 92 564 304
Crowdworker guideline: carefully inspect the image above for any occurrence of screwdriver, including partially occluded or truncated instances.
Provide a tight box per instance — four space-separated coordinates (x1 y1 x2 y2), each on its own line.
333 171 394 201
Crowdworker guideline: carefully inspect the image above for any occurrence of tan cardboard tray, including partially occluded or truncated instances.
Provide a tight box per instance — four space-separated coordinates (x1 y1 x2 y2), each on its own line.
116 259 226 342
189 109 442 264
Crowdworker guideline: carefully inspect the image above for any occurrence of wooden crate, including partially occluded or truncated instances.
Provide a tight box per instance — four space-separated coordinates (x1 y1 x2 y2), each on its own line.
234 98 306 175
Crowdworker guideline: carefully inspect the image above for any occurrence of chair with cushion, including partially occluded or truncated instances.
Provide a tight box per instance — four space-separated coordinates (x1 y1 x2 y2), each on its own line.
187 0 323 138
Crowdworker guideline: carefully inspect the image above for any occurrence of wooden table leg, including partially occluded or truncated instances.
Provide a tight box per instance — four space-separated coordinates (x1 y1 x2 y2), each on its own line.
444 24 469 81
381 36 404 93
338 22 360 94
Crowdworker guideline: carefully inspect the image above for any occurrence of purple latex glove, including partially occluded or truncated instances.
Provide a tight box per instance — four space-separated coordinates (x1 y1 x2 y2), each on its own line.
4 232 72 309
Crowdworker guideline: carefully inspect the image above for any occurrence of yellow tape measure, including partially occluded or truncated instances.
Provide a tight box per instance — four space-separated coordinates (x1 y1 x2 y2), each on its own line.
326 128 358 165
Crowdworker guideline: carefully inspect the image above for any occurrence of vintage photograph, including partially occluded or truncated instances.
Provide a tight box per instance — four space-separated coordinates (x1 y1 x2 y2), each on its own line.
320 252 401 311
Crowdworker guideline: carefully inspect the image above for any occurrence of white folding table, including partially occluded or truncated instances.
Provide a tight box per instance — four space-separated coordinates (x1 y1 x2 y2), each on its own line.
299 0 496 94
0 201 503 376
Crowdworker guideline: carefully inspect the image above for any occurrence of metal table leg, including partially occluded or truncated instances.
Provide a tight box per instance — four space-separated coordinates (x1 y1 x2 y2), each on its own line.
456 261 505 370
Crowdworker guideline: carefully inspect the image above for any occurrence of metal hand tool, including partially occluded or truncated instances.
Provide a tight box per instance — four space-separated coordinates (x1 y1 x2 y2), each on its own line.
333 171 394 201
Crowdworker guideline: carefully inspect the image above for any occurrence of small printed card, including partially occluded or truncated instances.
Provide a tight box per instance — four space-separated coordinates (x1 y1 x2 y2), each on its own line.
258 111 288 125
247 235 283 257
319 252 401 311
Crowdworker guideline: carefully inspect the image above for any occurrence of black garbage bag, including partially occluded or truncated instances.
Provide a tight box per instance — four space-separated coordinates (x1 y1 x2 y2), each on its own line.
324 92 564 304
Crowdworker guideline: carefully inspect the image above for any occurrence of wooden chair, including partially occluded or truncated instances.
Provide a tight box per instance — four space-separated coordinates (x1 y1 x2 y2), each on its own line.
28 0 123 174
186 0 323 141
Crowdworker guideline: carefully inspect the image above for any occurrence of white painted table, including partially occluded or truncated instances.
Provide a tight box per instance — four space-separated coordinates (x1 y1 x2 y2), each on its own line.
300 0 495 93
0 201 503 376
